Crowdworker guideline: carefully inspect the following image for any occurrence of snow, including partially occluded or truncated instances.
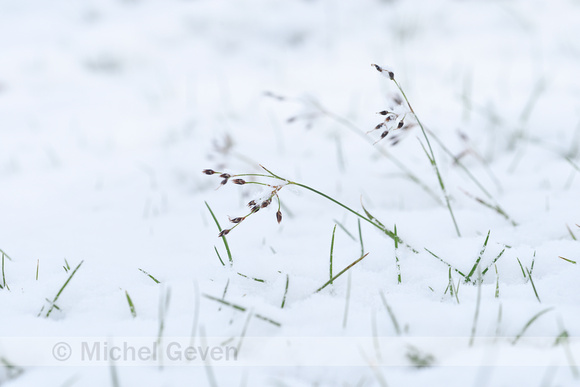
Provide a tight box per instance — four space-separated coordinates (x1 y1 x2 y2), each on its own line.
1 0 579 385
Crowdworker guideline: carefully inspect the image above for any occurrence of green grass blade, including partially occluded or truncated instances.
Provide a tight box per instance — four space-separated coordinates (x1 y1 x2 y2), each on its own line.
526 267 541 303
214 246 225 267
394 224 401 284
281 274 289 308
482 248 506 276
330 225 337 284
205 201 233 265
138 268 160 284
516 257 527 278
332 219 356 241
465 231 490 283
425 248 466 277
380 291 401 336
125 290 137 318
357 219 364 257
315 253 369 293
45 260 84 317
512 308 554 344
202 293 281 327
558 256 577 264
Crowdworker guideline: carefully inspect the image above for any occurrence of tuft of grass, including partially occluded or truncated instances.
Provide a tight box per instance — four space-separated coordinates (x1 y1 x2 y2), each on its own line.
512 308 553 345
43 260 84 318
138 268 160 284
380 291 401 336
444 267 460 304
125 290 137 318
315 253 370 293
205 201 233 265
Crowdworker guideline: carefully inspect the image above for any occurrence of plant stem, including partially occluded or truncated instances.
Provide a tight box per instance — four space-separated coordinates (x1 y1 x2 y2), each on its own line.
393 79 461 237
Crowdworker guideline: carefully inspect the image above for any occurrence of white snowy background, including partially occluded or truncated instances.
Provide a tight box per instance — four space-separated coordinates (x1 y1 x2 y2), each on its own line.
1 0 580 385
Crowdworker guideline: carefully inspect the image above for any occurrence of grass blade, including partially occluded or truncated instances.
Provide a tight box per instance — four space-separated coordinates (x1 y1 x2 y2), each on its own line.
380 291 401 336
281 274 289 308
125 290 137 318
558 256 577 264
526 267 541 303
394 224 401 284
330 225 337 284
202 293 281 327
205 201 233 265
469 270 482 346
482 248 506 276
138 268 160 284
512 308 553 345
516 257 527 278
45 260 84 317
315 253 369 293
465 231 490 283
425 248 466 278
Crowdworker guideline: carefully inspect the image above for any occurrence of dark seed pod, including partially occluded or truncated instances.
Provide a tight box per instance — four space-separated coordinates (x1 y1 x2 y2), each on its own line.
228 216 245 224
251 206 260 214
232 179 246 185
261 199 271 208
397 120 404 129
220 178 229 185
372 64 383 72
276 210 282 224
218 229 230 237
248 200 256 207
379 110 390 116
381 130 389 139
375 123 384 130
202 169 216 175
388 71 395 80
220 173 231 179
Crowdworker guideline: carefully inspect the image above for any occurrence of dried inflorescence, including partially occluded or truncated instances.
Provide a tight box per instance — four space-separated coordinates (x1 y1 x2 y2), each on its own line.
203 169 285 237
369 64 416 145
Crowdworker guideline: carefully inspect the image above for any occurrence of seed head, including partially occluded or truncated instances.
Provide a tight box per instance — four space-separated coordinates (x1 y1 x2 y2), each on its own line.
261 199 272 208
232 178 246 185
371 64 395 80
220 173 231 179
381 130 389 139
248 200 256 207
220 178 229 186
228 216 245 224
218 229 230 237
378 110 390 116
251 205 260 214
202 169 216 175
397 120 404 129
276 210 282 224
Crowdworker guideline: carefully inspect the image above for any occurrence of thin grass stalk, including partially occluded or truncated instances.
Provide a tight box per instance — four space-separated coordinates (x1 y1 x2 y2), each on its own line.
202 293 281 327
394 224 401 284
469 270 482 346
330 225 337 284
343 271 351 329
390 76 461 236
526 267 541 303
138 268 161 284
380 291 401 336
281 274 289 308
424 248 466 278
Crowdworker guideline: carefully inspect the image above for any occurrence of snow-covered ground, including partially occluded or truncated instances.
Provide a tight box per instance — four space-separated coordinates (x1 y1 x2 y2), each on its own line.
1 0 580 385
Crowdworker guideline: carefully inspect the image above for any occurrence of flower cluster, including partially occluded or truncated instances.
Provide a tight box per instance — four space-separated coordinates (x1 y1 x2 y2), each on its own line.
203 169 284 237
